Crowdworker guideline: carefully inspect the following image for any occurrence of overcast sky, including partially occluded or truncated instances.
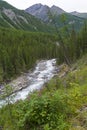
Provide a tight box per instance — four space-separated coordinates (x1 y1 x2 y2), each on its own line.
4 0 87 12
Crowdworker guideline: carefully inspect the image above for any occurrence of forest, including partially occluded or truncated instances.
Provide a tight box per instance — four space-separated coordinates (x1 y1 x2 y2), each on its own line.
0 22 87 82
0 21 87 130
0 28 59 82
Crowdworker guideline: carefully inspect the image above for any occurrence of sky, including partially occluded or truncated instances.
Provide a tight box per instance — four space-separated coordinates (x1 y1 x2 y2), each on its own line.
4 0 87 12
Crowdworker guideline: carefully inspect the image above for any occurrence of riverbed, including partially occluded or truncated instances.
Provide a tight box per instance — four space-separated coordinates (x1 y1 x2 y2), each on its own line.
0 59 58 107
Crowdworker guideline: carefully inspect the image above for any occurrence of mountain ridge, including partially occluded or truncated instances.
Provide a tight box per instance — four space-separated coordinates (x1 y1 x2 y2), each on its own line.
25 3 87 19
0 1 56 32
70 11 87 18
25 3 66 22
0 1 86 32
25 3 85 31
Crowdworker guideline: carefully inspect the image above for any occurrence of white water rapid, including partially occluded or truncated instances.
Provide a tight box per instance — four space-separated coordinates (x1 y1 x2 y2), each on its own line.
0 59 57 107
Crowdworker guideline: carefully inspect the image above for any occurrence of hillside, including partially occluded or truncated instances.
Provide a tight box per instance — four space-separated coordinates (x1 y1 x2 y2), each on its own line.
71 11 87 19
0 53 87 130
0 1 55 33
0 1 87 130
25 4 65 22
0 1 86 32
49 13 85 31
25 3 85 31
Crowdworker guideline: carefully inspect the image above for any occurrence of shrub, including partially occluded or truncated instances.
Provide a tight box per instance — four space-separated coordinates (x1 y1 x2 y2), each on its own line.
17 92 69 130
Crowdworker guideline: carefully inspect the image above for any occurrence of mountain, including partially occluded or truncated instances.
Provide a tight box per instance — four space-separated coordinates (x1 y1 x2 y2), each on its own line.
49 13 85 30
25 4 65 22
25 4 85 31
25 4 49 22
50 5 65 15
0 1 55 32
0 1 86 32
70 11 87 19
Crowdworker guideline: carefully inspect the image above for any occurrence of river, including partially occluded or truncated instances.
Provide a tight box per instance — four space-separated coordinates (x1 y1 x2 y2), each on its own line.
0 59 58 107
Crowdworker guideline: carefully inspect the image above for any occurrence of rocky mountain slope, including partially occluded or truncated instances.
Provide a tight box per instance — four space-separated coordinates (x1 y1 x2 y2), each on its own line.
71 11 87 18
0 1 55 32
0 1 86 32
25 4 65 22
25 3 85 31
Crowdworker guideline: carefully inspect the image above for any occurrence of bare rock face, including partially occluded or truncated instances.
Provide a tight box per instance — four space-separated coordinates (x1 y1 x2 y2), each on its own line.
2 8 28 25
25 4 49 22
0 1 52 31
26 3 43 15
50 5 65 15
3 8 16 20
25 4 65 22
70 11 87 18
9 75 29 92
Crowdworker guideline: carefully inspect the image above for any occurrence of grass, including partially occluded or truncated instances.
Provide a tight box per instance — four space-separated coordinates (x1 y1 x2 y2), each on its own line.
0 54 87 130
43 54 87 129
60 54 87 130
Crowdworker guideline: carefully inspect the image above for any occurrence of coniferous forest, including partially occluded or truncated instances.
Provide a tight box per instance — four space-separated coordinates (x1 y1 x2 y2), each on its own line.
0 1 87 130
0 23 87 82
0 28 59 82
0 21 87 130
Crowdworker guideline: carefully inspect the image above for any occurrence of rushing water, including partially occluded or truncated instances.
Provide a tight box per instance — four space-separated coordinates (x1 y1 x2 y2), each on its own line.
0 59 57 107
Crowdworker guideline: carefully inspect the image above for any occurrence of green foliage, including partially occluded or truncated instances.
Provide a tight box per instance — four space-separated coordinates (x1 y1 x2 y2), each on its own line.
0 5 87 130
59 21 87 64
50 13 85 31
0 85 13 99
0 1 56 33
7 91 69 130
0 28 59 82
0 54 87 130
0 1 85 33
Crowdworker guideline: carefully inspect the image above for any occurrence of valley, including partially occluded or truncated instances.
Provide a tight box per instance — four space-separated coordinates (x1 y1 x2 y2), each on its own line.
0 0 87 130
